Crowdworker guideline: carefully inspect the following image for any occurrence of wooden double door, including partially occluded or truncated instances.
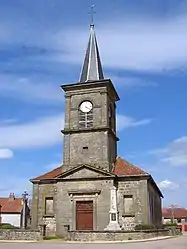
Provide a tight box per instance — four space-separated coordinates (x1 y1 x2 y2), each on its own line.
76 201 93 230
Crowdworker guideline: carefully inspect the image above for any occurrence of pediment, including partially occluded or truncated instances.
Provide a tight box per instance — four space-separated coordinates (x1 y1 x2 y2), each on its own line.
57 165 115 180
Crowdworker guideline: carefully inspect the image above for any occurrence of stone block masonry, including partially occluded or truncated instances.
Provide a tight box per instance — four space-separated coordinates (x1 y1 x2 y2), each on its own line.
0 229 42 241
68 229 173 241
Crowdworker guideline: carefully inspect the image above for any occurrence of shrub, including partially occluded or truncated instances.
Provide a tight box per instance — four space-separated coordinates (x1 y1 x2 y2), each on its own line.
135 224 155 230
163 223 178 228
0 223 18 229
155 224 165 229
43 235 60 240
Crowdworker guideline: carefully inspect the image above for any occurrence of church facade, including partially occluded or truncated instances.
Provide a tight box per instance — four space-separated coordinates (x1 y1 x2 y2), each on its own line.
30 24 163 237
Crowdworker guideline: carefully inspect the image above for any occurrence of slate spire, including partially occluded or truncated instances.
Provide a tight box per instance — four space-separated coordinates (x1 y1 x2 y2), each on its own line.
79 24 104 82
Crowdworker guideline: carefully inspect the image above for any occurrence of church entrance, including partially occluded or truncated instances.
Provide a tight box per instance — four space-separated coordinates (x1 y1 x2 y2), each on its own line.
76 201 93 230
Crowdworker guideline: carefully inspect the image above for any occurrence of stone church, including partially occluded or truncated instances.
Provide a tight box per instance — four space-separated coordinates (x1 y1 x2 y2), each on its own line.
30 23 163 237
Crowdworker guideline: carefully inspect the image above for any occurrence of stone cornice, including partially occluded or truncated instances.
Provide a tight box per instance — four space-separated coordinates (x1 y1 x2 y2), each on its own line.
61 79 120 101
61 127 119 141
32 175 115 185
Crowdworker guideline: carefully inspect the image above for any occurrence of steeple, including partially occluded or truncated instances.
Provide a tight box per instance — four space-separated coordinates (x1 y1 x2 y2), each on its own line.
79 24 104 82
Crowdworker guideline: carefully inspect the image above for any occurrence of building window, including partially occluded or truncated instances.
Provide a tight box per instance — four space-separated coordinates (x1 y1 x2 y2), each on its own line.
45 197 54 215
78 109 93 128
124 195 134 214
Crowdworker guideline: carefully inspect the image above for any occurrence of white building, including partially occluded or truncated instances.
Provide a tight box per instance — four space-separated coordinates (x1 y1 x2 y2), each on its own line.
0 193 30 227
162 206 187 232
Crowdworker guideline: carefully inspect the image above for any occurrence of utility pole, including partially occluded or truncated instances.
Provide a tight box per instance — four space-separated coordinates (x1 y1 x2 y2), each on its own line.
168 204 175 224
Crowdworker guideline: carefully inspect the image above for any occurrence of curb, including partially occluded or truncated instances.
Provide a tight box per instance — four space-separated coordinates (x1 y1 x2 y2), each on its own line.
0 240 37 243
0 235 180 244
61 236 175 244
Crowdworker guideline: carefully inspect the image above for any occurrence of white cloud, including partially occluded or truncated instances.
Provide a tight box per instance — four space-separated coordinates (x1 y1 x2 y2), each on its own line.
0 74 156 104
1 11 187 73
0 176 32 197
0 75 63 104
45 162 62 171
53 14 187 72
0 119 18 125
0 149 13 159
0 115 64 149
0 113 150 150
151 136 187 167
110 76 157 89
159 179 179 190
161 155 187 167
117 114 152 131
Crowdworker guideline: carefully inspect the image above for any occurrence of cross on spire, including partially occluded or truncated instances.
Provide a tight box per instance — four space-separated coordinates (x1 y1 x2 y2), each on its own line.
79 5 104 82
89 4 96 26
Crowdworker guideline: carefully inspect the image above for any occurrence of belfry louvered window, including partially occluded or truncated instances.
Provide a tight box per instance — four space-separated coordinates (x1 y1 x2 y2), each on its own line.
79 109 93 128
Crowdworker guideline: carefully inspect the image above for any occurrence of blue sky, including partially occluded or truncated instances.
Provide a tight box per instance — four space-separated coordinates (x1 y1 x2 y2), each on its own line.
0 0 187 207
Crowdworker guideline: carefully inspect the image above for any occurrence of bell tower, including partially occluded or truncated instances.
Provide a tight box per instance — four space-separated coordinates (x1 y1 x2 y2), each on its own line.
61 23 120 172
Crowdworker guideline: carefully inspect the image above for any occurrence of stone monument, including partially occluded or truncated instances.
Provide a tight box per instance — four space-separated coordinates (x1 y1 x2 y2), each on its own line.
105 186 121 230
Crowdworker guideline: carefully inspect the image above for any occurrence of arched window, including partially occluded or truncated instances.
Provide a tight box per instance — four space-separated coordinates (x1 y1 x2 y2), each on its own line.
78 101 93 128
79 109 93 128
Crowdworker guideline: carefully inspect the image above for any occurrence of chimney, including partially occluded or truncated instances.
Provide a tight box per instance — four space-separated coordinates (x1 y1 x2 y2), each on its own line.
9 193 15 201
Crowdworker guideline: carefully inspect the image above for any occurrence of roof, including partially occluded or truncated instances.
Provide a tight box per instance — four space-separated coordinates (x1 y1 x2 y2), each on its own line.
0 196 22 213
79 24 104 82
162 207 187 219
31 157 148 181
31 157 162 197
113 157 148 176
32 166 62 181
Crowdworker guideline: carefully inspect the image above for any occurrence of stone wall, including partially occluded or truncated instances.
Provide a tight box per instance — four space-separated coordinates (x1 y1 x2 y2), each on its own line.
0 229 41 241
117 179 148 230
148 181 162 225
68 229 171 241
64 131 112 171
31 182 57 235
56 179 114 237
31 177 153 236
62 80 118 172
121 216 136 231
43 216 56 236
30 183 39 229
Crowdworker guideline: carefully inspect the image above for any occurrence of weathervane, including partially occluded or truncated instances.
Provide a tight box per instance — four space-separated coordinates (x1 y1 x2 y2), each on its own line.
89 4 96 26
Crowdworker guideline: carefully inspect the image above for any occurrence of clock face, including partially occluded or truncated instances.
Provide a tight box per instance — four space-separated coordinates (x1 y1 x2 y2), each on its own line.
79 101 93 113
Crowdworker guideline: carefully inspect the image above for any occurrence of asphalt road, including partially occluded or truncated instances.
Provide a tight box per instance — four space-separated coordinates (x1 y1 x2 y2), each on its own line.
0 235 186 249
